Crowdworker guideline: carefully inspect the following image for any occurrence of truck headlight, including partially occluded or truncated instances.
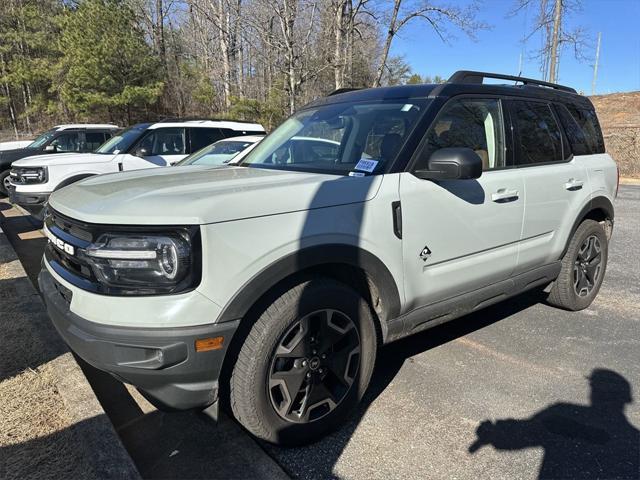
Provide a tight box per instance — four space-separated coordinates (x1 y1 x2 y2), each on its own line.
80 232 195 292
11 166 48 184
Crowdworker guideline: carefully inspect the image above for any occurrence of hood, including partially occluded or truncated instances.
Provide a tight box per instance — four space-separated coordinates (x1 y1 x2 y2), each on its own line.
0 140 32 151
0 147 40 166
11 152 113 168
49 166 383 225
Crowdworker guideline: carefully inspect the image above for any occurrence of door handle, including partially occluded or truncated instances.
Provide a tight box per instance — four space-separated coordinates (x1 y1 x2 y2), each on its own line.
491 188 519 203
564 178 584 191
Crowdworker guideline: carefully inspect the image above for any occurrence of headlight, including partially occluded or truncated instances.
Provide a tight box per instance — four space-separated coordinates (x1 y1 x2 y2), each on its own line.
79 232 197 293
10 166 48 184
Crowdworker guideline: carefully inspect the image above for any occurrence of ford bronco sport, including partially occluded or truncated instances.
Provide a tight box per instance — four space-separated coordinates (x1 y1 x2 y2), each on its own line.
9 119 264 219
0 124 119 196
39 71 617 445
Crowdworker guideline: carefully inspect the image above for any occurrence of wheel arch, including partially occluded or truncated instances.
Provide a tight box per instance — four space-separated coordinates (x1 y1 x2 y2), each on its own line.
216 244 400 410
218 244 401 331
54 173 97 191
562 195 614 257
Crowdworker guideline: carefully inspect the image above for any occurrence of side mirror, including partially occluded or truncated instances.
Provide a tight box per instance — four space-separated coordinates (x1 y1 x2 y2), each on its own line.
134 147 149 157
413 147 483 181
44 144 56 153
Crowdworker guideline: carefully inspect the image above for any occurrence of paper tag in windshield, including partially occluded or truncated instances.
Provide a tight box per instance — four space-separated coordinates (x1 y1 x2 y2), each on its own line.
349 171 365 177
354 159 378 173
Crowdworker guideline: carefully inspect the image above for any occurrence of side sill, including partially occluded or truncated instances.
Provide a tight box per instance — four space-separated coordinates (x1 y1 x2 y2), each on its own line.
385 262 561 343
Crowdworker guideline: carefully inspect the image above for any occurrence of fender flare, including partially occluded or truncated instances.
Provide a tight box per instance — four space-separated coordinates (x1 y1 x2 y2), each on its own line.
217 244 401 327
562 195 614 257
54 173 97 191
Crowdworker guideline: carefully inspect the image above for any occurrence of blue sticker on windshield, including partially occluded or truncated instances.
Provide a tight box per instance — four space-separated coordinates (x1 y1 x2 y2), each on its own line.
355 159 378 173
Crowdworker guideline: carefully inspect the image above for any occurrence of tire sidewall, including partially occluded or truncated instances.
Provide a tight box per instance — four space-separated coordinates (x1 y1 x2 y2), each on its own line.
566 221 608 310
236 280 377 445
0 170 10 197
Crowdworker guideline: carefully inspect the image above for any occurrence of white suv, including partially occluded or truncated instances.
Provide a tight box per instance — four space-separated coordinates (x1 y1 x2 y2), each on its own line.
38 72 617 446
9 119 265 218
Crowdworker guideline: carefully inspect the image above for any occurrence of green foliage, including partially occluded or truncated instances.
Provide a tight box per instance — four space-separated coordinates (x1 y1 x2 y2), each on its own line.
57 0 163 121
228 90 286 130
406 74 423 84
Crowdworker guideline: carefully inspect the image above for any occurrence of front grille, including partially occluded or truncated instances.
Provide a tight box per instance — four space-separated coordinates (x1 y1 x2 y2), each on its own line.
48 209 94 242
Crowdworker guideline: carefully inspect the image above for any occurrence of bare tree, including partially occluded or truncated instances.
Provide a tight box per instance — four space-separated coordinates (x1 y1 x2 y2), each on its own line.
372 0 486 88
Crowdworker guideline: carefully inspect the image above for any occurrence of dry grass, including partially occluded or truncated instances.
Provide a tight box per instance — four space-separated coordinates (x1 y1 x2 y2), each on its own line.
590 92 640 178
0 366 88 480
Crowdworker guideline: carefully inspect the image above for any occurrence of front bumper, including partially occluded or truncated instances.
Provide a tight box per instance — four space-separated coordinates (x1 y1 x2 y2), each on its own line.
8 185 49 220
39 268 240 410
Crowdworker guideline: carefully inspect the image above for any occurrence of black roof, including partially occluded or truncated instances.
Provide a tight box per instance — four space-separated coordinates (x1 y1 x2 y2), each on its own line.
308 70 591 109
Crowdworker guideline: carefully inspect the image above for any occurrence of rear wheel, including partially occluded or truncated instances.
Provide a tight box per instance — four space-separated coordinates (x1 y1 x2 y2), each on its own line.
230 278 377 445
547 219 608 311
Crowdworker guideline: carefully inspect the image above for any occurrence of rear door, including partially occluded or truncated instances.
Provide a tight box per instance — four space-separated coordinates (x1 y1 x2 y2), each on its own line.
188 127 224 154
508 99 590 273
400 96 525 309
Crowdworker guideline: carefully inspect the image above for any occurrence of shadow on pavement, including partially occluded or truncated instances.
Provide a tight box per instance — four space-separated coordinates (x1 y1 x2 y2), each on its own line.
468 368 640 479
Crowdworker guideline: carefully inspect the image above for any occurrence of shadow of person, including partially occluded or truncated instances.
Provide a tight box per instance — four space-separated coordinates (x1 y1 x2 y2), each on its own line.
469 369 640 479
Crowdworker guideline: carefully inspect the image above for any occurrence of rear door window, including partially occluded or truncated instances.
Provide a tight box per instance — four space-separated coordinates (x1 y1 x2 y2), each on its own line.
189 128 224 152
511 101 564 165
84 132 107 151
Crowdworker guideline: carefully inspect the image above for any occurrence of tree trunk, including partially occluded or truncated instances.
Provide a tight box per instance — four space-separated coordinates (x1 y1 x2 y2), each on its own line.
373 0 401 87
333 0 346 89
548 0 562 83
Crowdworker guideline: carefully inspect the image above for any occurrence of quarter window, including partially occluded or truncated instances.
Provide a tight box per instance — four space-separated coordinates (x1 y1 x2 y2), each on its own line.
417 98 506 171
512 101 563 165
557 104 605 155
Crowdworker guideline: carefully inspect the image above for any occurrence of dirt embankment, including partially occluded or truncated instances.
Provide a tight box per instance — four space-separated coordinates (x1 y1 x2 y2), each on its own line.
590 92 640 178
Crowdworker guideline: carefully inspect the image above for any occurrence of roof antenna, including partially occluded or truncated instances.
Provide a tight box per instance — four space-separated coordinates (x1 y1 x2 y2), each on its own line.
517 2 529 79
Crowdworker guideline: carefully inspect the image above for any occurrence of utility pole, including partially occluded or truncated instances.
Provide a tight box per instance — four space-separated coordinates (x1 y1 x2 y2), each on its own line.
592 32 602 95
548 0 562 83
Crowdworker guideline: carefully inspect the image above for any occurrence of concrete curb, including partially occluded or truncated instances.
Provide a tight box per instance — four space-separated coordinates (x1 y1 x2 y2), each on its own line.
0 224 141 479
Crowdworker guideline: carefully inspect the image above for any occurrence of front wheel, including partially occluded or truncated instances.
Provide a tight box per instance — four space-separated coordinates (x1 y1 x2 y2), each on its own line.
547 219 608 311
230 278 377 445
0 170 11 197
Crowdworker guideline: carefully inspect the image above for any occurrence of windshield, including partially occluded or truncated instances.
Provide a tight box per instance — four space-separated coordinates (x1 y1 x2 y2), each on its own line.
95 126 146 154
239 98 429 175
27 129 58 149
177 140 257 166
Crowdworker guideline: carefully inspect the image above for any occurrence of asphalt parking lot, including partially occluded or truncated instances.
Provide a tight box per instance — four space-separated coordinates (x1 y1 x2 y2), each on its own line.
1 185 638 480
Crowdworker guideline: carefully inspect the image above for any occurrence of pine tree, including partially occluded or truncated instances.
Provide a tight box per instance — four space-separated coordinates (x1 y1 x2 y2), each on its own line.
57 0 164 123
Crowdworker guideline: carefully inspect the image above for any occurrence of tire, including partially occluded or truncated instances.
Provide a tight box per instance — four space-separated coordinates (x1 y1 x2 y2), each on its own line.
230 277 377 446
547 219 608 311
0 170 10 197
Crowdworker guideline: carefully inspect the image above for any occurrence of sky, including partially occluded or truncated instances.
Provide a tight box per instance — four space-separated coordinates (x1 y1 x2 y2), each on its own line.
392 0 640 95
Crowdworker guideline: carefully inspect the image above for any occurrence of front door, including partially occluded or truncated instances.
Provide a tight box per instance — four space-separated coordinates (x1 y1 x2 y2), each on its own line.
122 127 188 170
399 97 525 312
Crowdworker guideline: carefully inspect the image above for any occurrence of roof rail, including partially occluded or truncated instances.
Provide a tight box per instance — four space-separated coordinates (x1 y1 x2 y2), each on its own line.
327 87 362 96
447 70 577 93
157 117 260 124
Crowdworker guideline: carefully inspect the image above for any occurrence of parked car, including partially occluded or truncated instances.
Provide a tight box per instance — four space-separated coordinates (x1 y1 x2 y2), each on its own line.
39 71 617 446
0 140 33 151
8 119 265 219
176 135 265 166
0 124 119 196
